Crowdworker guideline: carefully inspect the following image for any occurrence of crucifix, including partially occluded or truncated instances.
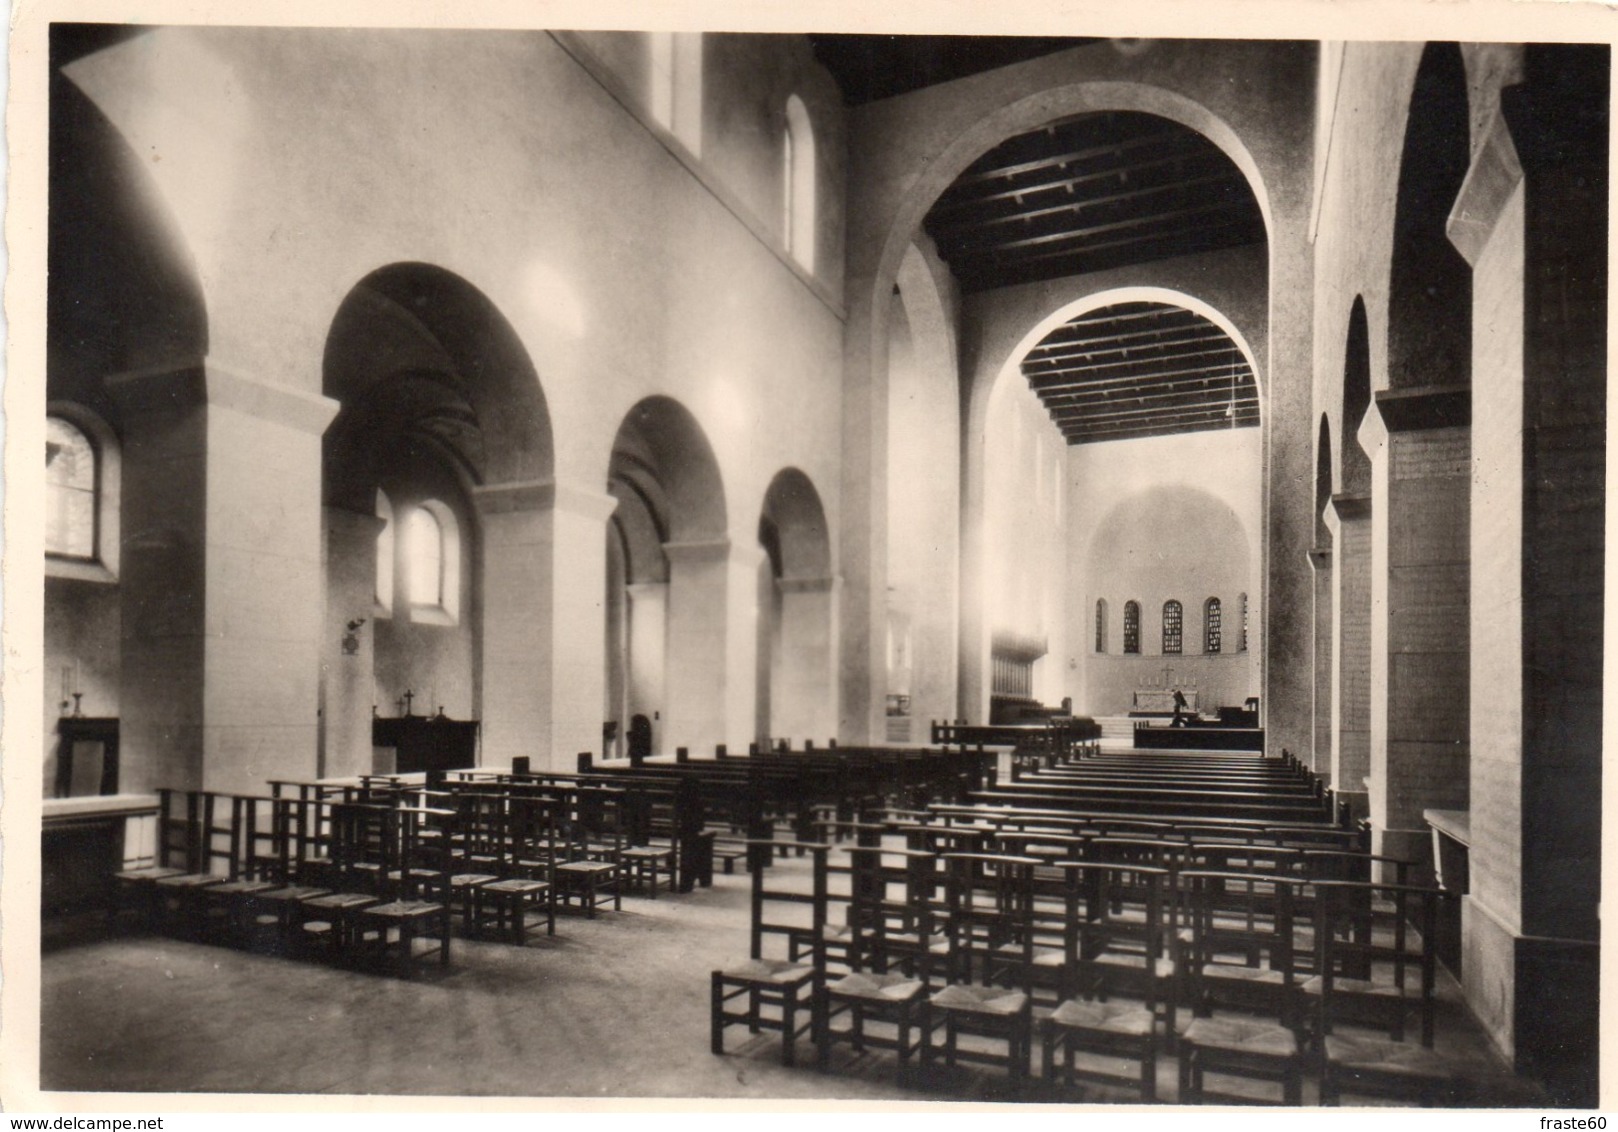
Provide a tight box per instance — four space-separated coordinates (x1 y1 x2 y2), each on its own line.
1160 664 1175 688
400 689 416 716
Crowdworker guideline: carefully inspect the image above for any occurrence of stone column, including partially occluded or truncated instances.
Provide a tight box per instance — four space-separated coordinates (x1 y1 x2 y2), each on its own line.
322 505 383 780
1308 545 1333 779
474 479 616 771
625 581 668 754
664 539 762 755
775 575 838 747
111 365 337 797
1262 208 1319 761
1362 390 1471 873
1325 493 1372 820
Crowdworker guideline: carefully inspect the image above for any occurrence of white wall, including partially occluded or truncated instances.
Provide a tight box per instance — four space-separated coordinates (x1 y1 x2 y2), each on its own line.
1066 427 1262 715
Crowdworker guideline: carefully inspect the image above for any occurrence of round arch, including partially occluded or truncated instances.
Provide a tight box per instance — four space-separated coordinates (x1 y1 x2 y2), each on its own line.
971 285 1267 448
323 261 555 495
866 82 1273 325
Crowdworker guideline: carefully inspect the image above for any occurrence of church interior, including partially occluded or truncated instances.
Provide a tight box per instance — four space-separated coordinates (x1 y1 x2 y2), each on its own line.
22 20 1607 1109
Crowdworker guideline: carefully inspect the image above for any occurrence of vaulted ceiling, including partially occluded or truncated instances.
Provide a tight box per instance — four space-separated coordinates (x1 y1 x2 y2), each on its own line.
1022 301 1259 445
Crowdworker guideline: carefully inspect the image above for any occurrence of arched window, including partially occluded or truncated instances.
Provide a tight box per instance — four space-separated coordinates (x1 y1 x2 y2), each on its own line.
648 31 702 154
1123 601 1141 655
783 94 816 272
375 489 395 614
405 500 461 624
1162 600 1183 655
1094 598 1108 653
46 417 97 559
1205 597 1222 654
1240 592 1249 652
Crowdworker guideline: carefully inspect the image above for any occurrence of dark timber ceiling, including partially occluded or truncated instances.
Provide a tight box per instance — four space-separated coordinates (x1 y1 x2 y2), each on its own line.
807 35 1096 106
1023 301 1259 445
924 111 1265 294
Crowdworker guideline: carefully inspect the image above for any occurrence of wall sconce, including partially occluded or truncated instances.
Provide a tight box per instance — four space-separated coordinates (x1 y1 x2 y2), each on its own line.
342 618 366 656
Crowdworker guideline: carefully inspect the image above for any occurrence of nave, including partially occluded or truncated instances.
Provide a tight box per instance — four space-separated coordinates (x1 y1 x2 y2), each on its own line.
22 21 1605 1112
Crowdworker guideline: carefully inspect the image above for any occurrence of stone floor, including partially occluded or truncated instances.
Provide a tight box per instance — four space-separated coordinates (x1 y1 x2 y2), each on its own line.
38 855 1541 1107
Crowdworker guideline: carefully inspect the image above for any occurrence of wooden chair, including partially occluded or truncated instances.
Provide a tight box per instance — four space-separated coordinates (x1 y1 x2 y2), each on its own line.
1303 877 1442 1047
711 840 829 1068
919 853 1040 1085
473 796 557 945
197 794 284 945
361 806 453 972
1041 861 1168 1101
554 789 623 918
1175 870 1308 1105
815 845 937 1081
295 802 387 962
111 789 202 933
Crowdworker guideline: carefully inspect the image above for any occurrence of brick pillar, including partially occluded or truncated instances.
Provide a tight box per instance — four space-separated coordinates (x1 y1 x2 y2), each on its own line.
1361 391 1470 874
1308 545 1333 779
1325 493 1371 820
1448 59 1603 1103
111 365 337 796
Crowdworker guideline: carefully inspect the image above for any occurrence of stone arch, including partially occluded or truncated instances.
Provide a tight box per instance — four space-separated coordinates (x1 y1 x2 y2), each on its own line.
871 82 1272 308
756 468 836 747
846 76 1275 739
607 395 741 755
320 262 555 777
1388 43 1472 392
1316 414 1335 549
961 286 1262 722
1342 295 1373 494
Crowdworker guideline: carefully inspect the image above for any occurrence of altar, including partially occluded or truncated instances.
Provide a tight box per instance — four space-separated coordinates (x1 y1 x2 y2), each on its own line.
1132 688 1197 714
372 693 479 776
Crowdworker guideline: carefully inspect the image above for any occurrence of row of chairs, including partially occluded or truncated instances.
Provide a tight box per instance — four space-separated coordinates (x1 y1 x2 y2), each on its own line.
110 784 672 972
712 835 1455 1105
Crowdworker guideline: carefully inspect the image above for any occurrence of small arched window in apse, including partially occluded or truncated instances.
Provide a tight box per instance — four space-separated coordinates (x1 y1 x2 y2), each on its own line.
1123 601 1141 655
1163 600 1183 655
46 416 96 559
406 500 461 624
375 489 395 615
783 94 816 272
1095 598 1108 653
1205 597 1222 654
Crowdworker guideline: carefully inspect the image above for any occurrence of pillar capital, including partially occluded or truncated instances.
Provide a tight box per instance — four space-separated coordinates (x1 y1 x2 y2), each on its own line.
779 574 838 595
1374 384 1471 433
1327 492 1372 525
1448 105 1524 268
107 362 339 436
473 478 618 522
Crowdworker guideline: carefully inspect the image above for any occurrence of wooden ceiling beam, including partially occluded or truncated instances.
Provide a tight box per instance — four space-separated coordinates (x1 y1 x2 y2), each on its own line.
1030 354 1253 391
1025 328 1231 365
1043 385 1260 416
930 164 1238 235
944 198 1251 260
1066 413 1262 444
949 125 1187 190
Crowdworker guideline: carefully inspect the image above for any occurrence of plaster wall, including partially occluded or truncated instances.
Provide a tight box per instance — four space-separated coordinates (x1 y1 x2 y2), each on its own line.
42 577 121 794
60 27 850 770
1065 430 1262 717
